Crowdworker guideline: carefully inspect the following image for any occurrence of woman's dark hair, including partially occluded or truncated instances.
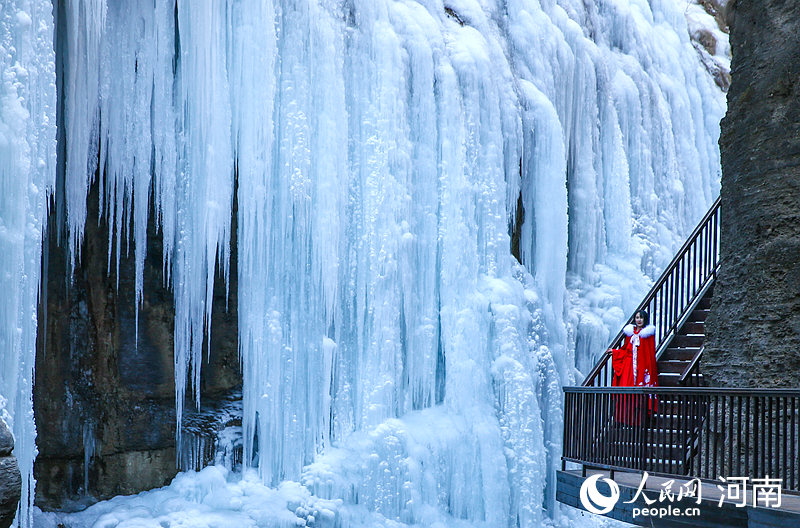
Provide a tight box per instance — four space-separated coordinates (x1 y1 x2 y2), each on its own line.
634 310 650 326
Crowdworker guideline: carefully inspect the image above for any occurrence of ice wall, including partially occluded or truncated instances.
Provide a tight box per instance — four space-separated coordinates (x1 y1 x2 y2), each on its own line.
22 0 724 526
0 1 56 527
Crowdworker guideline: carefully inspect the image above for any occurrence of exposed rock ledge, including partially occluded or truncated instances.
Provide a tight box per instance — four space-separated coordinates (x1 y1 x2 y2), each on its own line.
0 418 21 528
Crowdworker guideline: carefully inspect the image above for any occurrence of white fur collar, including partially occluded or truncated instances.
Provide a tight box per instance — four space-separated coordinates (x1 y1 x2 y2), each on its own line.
623 324 655 338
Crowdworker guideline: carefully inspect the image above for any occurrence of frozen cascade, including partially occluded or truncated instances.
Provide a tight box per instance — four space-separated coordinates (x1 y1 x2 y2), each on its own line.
0 1 57 527
6 0 724 526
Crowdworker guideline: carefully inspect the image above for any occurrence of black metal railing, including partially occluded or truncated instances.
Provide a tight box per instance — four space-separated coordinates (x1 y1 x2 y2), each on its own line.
563 387 800 493
583 197 721 386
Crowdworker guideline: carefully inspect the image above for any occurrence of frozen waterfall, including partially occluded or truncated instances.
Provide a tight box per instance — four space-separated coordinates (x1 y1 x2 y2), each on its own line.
2 0 724 526
0 1 56 527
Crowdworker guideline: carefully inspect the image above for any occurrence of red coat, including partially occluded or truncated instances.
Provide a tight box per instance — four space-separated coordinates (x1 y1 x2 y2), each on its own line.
612 324 658 422
612 324 658 387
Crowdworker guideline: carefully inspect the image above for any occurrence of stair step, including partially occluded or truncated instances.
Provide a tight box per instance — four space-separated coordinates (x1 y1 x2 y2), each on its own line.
657 371 704 387
658 372 681 386
690 308 710 321
660 347 699 361
681 321 705 334
670 335 705 348
698 296 712 309
658 360 690 374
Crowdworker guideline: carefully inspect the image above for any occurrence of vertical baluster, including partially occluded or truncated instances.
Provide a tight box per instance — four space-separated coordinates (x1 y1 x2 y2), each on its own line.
769 396 774 478
643 391 649 471
602 391 609 467
680 257 685 316
585 392 591 462
713 209 719 273
611 394 622 465
586 392 597 462
693 238 698 295
563 392 575 457
782 397 788 488
789 396 800 491
618 390 625 468
682 254 687 311
642 391 648 471
701 394 708 479
754 396 760 479
594 392 600 464
686 244 692 300
695 394 702 477
677 260 682 326
578 393 585 461
710 216 715 274
570 391 575 458
713 395 719 479
675 265 680 330
667 392 674 475
677 393 684 474
705 216 711 275
727 395 733 478
708 217 713 274
630 390 636 469
670 273 675 332
761 395 767 480
658 288 664 341
745 396 750 480
736 396 742 478
625 390 632 468
700 224 706 279
632 391 639 470
719 395 726 478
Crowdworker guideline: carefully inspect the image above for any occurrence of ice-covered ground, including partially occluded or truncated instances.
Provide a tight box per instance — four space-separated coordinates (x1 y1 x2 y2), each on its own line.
2 0 726 526
34 464 626 528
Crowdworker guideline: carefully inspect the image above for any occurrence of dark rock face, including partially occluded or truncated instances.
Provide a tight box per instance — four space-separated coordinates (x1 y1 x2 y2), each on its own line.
0 422 12 458
704 0 800 387
34 181 241 509
0 419 20 528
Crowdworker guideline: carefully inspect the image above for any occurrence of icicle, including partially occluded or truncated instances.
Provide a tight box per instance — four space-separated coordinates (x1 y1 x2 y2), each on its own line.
0 2 57 526
44 0 725 526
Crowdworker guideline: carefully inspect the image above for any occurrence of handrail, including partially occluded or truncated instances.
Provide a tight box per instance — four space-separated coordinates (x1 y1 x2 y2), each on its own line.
564 386 800 396
583 196 721 386
562 386 800 492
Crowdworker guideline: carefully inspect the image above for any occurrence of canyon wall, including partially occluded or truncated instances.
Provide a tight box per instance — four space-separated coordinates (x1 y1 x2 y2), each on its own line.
704 0 800 387
34 182 241 509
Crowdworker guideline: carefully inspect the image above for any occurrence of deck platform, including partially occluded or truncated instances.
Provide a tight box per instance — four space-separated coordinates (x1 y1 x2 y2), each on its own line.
557 468 800 527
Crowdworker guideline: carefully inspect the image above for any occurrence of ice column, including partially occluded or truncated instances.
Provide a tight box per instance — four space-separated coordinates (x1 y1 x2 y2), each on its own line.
0 1 56 526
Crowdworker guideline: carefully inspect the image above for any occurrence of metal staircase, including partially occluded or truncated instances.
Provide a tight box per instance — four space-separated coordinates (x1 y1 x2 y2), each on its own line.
560 198 800 524
582 196 721 389
579 197 720 475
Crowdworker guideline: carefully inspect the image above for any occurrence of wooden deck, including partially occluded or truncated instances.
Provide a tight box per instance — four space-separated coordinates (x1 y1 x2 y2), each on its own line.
557 468 800 527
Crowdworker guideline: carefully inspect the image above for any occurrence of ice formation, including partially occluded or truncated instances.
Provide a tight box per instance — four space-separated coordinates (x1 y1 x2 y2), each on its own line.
0 1 57 527
3 0 725 526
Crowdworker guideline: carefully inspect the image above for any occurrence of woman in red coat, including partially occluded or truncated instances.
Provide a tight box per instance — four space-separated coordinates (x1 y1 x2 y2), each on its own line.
609 310 658 423
611 310 658 388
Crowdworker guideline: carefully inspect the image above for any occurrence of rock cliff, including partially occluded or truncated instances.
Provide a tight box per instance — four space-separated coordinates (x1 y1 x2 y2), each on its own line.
34 182 241 509
0 418 20 528
704 0 800 386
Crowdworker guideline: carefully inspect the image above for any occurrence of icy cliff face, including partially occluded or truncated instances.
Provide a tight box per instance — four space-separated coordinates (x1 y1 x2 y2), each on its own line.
0 1 56 526
4 0 723 526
